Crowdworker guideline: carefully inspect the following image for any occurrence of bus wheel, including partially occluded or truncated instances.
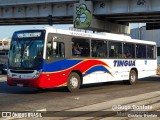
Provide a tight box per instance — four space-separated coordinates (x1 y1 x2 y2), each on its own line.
67 72 81 92
124 70 137 85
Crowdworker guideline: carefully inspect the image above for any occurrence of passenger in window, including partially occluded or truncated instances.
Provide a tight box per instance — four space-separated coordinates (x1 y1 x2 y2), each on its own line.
115 49 118 57
92 42 100 57
81 47 90 57
109 49 114 57
122 53 126 58
92 46 97 57
126 49 132 58
47 47 52 58
73 46 81 55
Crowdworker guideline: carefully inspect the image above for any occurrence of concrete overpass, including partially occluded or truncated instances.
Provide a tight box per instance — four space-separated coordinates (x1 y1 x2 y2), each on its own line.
0 0 160 33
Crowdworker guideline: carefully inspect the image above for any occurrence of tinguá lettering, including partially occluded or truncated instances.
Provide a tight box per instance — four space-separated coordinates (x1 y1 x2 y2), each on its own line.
114 60 135 67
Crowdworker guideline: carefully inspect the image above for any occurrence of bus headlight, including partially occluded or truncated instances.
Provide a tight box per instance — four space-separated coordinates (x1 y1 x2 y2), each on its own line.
33 69 42 79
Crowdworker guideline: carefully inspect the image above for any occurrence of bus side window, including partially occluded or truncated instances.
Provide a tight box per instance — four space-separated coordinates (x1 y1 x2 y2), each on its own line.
109 49 114 57
123 43 135 59
91 40 107 58
136 44 146 58
47 41 65 60
56 42 65 57
147 45 154 59
109 41 122 58
72 38 90 57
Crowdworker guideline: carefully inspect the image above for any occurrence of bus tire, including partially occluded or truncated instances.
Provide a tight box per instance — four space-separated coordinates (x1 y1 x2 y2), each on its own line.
67 72 81 92
124 70 137 85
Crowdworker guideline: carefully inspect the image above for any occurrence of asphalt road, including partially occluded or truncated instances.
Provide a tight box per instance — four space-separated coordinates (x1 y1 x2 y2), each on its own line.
0 75 160 119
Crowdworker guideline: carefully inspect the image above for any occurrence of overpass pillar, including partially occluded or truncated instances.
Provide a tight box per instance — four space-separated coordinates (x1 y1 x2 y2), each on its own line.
74 0 129 34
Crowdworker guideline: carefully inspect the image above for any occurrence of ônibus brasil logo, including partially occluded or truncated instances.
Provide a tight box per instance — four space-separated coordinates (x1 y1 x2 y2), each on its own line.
114 60 136 67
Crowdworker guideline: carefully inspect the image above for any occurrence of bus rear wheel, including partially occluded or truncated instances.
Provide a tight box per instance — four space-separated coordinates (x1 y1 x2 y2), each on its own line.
124 70 137 85
67 72 81 92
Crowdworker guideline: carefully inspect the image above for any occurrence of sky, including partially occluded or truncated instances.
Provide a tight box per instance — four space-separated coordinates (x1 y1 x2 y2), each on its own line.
130 23 146 29
0 23 145 39
0 24 72 39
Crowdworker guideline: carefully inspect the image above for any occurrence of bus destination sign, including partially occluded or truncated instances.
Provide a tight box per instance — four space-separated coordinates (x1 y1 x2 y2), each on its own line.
17 32 41 38
13 30 45 39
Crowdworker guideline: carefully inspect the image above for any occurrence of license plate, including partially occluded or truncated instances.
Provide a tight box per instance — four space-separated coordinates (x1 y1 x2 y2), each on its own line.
17 84 23 87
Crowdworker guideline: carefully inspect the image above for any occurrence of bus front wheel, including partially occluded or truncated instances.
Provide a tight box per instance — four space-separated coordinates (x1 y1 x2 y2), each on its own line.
124 70 137 85
67 72 81 92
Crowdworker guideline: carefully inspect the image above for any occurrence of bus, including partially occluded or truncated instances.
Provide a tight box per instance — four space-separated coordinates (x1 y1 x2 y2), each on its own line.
7 28 157 92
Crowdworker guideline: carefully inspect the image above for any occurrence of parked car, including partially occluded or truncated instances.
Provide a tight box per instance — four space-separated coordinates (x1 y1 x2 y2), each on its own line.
0 64 7 75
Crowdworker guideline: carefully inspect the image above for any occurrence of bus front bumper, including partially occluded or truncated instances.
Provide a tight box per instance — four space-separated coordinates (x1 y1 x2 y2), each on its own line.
7 73 67 89
7 77 41 88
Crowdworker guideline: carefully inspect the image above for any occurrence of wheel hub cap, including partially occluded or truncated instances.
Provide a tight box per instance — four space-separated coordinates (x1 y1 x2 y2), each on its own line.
70 77 78 88
131 74 136 82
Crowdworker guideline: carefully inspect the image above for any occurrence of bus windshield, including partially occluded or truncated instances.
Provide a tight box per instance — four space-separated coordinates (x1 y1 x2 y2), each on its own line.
9 30 45 70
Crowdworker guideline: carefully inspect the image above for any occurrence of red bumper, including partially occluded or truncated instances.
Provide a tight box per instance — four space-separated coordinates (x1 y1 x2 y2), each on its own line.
7 73 67 89
7 77 41 88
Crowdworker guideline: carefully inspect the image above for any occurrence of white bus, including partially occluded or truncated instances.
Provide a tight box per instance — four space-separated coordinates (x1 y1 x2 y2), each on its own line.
7 28 157 92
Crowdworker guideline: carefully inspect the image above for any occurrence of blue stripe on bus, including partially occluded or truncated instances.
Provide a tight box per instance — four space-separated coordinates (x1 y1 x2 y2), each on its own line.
84 66 110 76
43 59 82 72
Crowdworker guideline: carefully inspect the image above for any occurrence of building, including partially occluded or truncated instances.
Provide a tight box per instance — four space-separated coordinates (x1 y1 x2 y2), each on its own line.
131 26 160 63
0 38 10 51
0 38 10 64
